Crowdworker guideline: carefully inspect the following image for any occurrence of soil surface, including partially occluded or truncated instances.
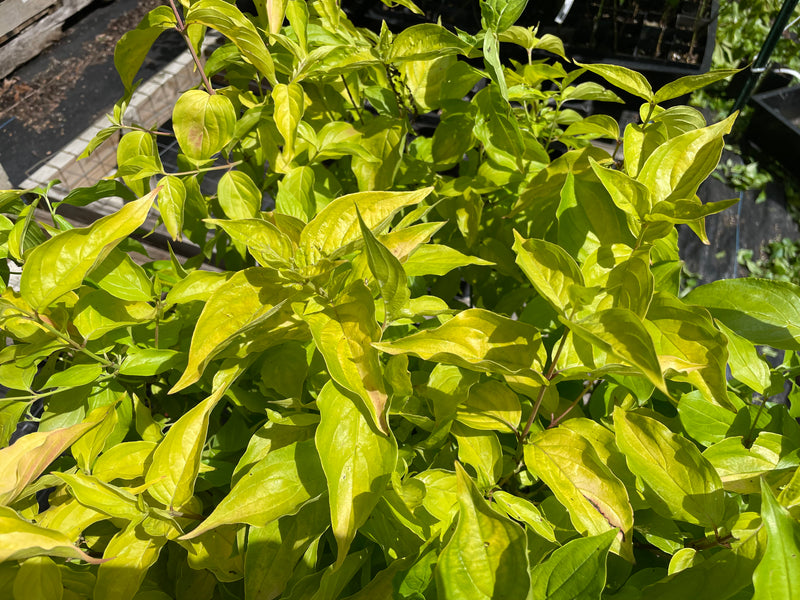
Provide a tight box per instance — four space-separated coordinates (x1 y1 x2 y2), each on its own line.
0 0 184 186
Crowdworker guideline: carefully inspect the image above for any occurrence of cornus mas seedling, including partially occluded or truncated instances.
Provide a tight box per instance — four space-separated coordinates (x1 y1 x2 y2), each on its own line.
0 1 799 599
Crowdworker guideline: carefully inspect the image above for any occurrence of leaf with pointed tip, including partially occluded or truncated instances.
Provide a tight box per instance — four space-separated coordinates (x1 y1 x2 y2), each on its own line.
206 218 295 269
614 407 725 528
172 268 303 393
181 439 325 539
435 463 529 600
0 409 106 505
513 231 584 314
20 190 157 310
529 529 616 600
403 245 493 277
525 427 633 561
374 309 546 377
684 278 800 351
653 69 739 104
0 506 105 563
315 381 397 565
114 6 176 90
578 63 654 101
300 188 432 264
304 282 389 434
753 478 800 600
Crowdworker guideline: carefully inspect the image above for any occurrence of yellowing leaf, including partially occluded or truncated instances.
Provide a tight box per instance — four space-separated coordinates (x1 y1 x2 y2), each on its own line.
304 282 389 434
435 463 529 600
171 268 303 393
20 190 157 310
613 407 725 528
300 188 432 264
172 90 236 161
13 556 62 600
181 439 325 539
373 309 546 377
525 427 634 561
0 410 105 505
0 506 103 563
147 365 241 509
513 231 584 314
185 0 276 84
315 381 396 565
754 479 800 600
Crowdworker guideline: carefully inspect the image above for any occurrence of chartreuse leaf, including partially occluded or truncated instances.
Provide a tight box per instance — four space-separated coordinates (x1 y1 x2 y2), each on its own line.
563 308 666 393
185 0 276 84
653 69 739 104
357 208 410 324
678 390 736 447
171 268 302 392
435 463 529 600
452 422 502 488
217 171 261 220
73 289 156 340
300 188 432 264
374 309 546 377
0 408 106 505
20 189 157 310
636 113 736 204
206 218 294 269
94 517 174 600
92 441 157 482
172 90 236 161
276 165 315 222
181 439 325 539
389 23 470 62
55 472 143 521
613 407 725 527
0 506 103 563
702 432 795 494
715 320 770 394
589 158 651 218
304 281 389 434
147 365 241 510
272 82 305 156
156 175 186 240
529 529 616 600
244 498 330 600
513 231 584 314
492 490 556 542
114 6 176 90
402 245 493 277
88 246 152 302
645 292 732 409
13 556 61 600
525 427 634 561
578 63 654 101
315 381 397 565
685 278 800 351
456 380 521 433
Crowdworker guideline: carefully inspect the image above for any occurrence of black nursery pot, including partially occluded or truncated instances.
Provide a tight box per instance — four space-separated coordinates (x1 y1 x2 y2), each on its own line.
747 85 800 177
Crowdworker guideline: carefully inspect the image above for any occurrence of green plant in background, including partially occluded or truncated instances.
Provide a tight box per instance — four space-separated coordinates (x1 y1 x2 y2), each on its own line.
0 1 799 599
713 149 773 203
739 236 800 284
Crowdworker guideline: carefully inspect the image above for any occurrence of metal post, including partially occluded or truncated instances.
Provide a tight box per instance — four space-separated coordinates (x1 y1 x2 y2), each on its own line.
731 0 800 114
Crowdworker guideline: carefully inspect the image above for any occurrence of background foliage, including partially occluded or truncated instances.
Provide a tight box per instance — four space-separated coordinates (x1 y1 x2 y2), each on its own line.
1 1 800 599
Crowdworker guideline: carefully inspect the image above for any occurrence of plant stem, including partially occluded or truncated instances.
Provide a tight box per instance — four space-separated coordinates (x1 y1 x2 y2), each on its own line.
340 74 364 123
168 0 215 95
548 379 595 428
170 160 243 177
25 314 114 368
519 322 573 441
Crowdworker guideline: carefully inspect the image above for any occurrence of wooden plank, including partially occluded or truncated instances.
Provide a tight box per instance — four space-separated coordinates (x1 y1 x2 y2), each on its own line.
0 0 60 39
0 0 95 79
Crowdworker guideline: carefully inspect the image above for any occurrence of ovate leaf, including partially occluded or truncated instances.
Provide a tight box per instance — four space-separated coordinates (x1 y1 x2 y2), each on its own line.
217 170 262 220
315 381 397 565
172 90 236 161
20 190 157 310
181 439 325 539
529 529 617 600
685 278 800 351
513 231 584 314
525 427 633 561
114 6 177 90
435 463 529 600
753 479 800 600
0 506 103 563
374 309 546 377
613 407 725 528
